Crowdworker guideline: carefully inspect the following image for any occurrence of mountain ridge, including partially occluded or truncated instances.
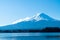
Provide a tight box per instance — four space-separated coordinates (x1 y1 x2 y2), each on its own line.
0 13 60 30
12 13 56 24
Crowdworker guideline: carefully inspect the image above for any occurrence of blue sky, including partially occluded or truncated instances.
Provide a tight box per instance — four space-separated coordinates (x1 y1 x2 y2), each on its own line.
0 0 60 26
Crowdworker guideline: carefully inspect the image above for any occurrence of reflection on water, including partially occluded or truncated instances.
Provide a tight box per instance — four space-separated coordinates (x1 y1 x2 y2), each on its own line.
0 33 60 40
0 36 60 40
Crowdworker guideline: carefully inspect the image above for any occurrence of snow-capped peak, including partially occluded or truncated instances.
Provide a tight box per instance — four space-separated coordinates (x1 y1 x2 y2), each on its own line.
33 13 48 21
34 13 54 21
12 13 54 24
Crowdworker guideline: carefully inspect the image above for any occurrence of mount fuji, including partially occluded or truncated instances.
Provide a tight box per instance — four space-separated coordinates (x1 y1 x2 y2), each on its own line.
0 13 60 30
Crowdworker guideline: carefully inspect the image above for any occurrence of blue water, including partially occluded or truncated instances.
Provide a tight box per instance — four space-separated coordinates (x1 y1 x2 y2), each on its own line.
0 36 60 40
0 33 60 40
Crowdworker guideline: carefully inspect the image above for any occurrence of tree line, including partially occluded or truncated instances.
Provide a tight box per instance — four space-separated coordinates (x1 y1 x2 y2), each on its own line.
0 27 60 33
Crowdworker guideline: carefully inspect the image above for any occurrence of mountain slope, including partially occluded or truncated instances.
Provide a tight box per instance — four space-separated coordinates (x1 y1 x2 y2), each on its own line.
0 13 60 30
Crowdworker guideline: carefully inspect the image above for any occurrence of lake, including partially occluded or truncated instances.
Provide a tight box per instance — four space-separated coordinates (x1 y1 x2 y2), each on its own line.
0 33 60 40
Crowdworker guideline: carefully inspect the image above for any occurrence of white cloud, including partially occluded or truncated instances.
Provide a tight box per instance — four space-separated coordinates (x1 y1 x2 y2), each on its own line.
12 17 31 24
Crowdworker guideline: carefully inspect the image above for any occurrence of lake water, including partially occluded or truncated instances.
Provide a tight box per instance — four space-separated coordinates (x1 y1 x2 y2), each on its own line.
0 33 60 40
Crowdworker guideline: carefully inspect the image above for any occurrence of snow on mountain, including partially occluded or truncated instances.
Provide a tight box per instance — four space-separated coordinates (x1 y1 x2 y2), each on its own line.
12 13 55 24
0 13 60 30
12 17 32 24
34 13 55 21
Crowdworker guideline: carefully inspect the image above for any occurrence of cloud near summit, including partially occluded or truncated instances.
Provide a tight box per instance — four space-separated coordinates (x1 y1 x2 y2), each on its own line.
12 17 32 24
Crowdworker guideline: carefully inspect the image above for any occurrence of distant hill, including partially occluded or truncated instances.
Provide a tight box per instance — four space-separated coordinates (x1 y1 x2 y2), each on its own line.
40 27 60 32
